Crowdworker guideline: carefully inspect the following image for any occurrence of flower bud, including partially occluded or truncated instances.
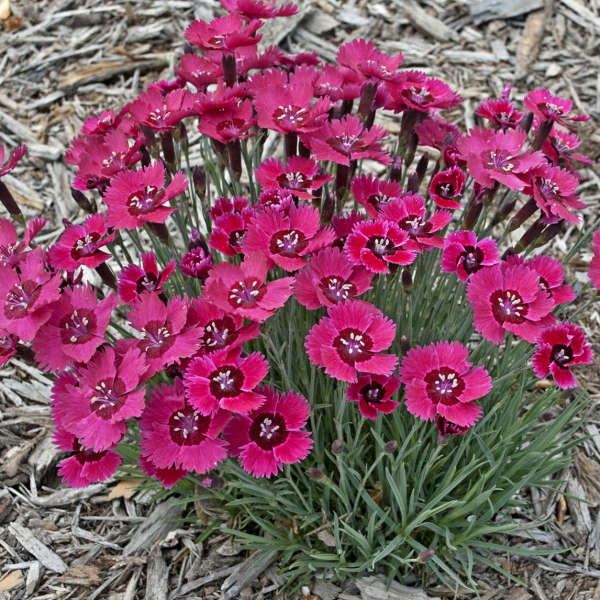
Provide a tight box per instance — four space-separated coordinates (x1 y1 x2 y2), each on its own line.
402 268 413 292
331 439 344 455
308 467 324 480
180 246 213 280
320 193 335 226
383 440 398 454
71 188 96 214
390 156 402 182
400 335 410 355
419 549 435 563
193 166 206 196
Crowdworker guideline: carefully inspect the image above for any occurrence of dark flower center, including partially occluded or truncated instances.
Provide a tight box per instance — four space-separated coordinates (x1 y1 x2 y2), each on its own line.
436 182 455 198
136 272 159 294
538 178 560 200
425 367 465 405
202 317 238 351
272 105 308 129
209 365 244 399
228 277 265 308
141 320 175 358
487 150 514 172
334 327 373 365
71 232 101 260
490 289 528 324
90 377 126 419
319 276 356 304
169 405 210 446
4 280 40 319
398 215 429 237
269 229 308 258
127 185 160 215
459 245 484 274
73 439 106 464
366 235 394 257
59 308 96 345
217 118 246 137
404 85 434 106
360 381 385 405
550 343 573 368
228 229 246 249
328 133 361 156
277 172 309 190
249 412 288 451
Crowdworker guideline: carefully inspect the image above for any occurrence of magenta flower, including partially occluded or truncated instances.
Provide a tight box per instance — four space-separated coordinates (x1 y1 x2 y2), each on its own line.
466 262 555 344
524 88 589 126
223 385 312 478
385 70 461 113
305 300 397 383
347 374 400 420
293 247 373 310
0 248 61 342
429 167 466 210
256 157 333 200
314 64 361 103
180 247 213 279
345 219 416 274
221 0 298 19
204 251 293 322
127 87 196 134
243 203 335 272
118 253 176 304
532 322 593 389
351 174 401 219
0 329 18 367
336 39 403 83
399 341 492 427
197 98 256 144
175 53 222 89
128 293 202 376
210 196 250 220
139 379 229 474
414 117 460 150
591 229 600 290
379 195 451 250
476 85 523 130
303 115 390 166
51 346 146 451
209 210 255 257
441 231 499 282
332 211 366 248
251 69 331 135
542 127 592 173
185 348 269 415
48 214 114 271
525 165 585 224
185 15 262 52
139 454 187 489
32 285 117 372
0 216 46 268
456 128 545 191
103 161 188 230
54 426 121 488
0 144 27 178
435 416 472 444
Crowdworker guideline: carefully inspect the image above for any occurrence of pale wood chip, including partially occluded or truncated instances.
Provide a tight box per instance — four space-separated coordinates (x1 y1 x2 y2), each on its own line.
8 522 68 574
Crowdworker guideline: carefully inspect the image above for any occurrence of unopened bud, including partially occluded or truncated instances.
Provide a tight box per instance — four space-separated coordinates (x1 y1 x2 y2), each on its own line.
405 171 419 194
531 119 553 151
222 52 237 87
161 132 176 165
331 439 344 455
402 268 413 292
404 131 418 171
308 467 324 480
71 188 96 213
390 156 402 182
321 193 335 226
400 335 410 355
383 441 398 454
415 151 429 186
519 111 534 134
193 166 206 195
419 549 435 563
507 198 537 232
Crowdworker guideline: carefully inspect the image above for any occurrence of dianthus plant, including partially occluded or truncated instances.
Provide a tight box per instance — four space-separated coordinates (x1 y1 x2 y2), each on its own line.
1 1 598 590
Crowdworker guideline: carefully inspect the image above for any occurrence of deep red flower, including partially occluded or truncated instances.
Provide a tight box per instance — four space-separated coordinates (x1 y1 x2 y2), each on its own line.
180 247 213 279
210 196 250 220
591 229 600 290
351 174 401 219
138 453 187 489
435 416 471 444
429 167 466 210
414 117 460 150
532 322 593 388
313 64 361 102
441 231 499 282
127 87 196 134
293 247 373 309
347 374 400 420
305 300 397 383
332 211 366 249
48 214 115 271
466 262 555 344
336 39 403 84
399 341 492 427
185 15 262 53
0 216 46 268
524 88 589 126
256 157 333 200
223 385 312 478
385 70 461 113
220 0 298 19
0 144 27 178
209 209 256 257
197 98 256 144
118 252 176 304
476 84 523 130
175 54 222 90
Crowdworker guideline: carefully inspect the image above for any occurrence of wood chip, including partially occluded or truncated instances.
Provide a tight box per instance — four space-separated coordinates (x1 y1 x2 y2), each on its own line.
356 575 433 599
467 0 544 23
145 546 168 600
123 500 183 555
516 9 548 78
0 570 22 593
24 562 40 596
0 0 9 20
8 522 68 574
221 550 278 600
400 1 459 42
108 479 142 500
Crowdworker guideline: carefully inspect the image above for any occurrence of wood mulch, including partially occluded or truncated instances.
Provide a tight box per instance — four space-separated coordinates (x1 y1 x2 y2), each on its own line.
0 0 599 598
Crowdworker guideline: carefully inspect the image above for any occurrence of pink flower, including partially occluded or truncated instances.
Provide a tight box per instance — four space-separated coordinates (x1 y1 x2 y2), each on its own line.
441 231 499 282
180 247 213 279
0 248 61 342
185 347 268 415
204 251 293 322
51 346 146 450
293 247 373 309
223 385 312 478
32 285 117 371
435 416 471 444
379 195 451 250
456 128 545 191
466 262 555 344
175 53 222 90
127 87 196 134
429 167 466 210
251 69 331 135
103 161 188 230
0 144 27 178
256 157 333 200
351 174 401 219
197 98 256 143
525 165 585 224
336 39 403 83
524 88 589 126
542 127 592 173
243 203 335 272
221 0 298 19
54 426 121 488
314 64 361 102
385 71 461 113
0 329 18 367
347 374 400 420
414 117 460 150
303 115 391 166
345 219 416 274
210 196 250 220
185 15 262 52
590 229 600 290
476 84 523 130
332 211 366 248
305 300 397 383
0 216 46 268
532 323 593 389
128 293 202 376
48 214 114 271
209 210 255 257
139 379 229 474
399 341 492 427
139 454 187 489
118 253 176 304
